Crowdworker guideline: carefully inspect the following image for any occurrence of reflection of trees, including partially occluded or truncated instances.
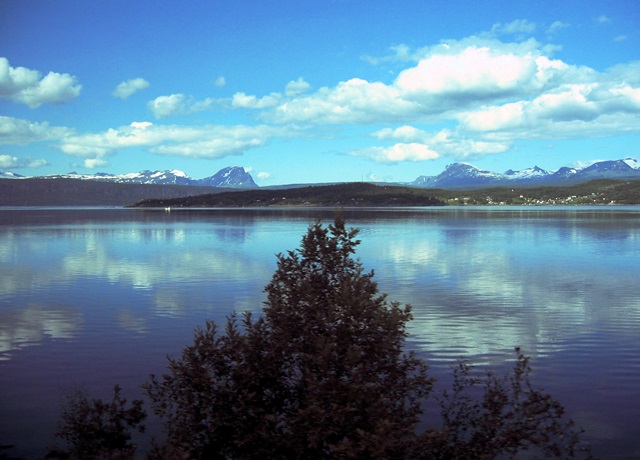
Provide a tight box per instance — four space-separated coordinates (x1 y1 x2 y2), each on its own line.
0 304 83 360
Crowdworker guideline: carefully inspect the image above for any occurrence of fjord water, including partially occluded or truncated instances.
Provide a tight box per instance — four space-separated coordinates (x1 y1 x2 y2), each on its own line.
1 207 639 458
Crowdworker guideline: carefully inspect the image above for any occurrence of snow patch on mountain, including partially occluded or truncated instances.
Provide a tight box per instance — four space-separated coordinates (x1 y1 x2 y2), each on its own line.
503 166 549 180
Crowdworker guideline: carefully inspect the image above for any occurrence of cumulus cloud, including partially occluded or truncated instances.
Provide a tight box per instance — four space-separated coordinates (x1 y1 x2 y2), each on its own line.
367 125 510 160
349 143 440 163
0 154 47 169
0 57 81 108
0 116 73 145
8 28 639 170
269 38 574 126
213 76 226 87
273 78 418 124
256 171 272 180
285 77 311 97
460 77 640 139
147 94 216 118
251 34 638 163
112 78 150 99
84 158 109 169
58 121 291 161
394 46 566 102
231 92 281 109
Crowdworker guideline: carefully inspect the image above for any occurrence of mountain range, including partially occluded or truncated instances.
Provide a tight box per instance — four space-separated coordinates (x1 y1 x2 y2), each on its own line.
0 166 258 189
410 158 640 188
1 158 639 190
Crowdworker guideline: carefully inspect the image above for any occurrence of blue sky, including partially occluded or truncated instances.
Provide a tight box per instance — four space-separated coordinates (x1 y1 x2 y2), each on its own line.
1 0 638 184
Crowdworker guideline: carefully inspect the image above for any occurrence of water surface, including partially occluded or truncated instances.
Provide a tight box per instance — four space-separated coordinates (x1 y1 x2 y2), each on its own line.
1 207 639 458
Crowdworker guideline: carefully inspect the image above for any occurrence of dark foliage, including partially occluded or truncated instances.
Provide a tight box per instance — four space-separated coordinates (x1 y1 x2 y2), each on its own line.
143 218 433 458
46 385 146 460
0 178 223 206
130 182 445 207
419 349 593 459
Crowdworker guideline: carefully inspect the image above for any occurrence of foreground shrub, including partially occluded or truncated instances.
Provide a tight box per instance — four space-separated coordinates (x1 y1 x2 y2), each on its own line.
47 385 145 459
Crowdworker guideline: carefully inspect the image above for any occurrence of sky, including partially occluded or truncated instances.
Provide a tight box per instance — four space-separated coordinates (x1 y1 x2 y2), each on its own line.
1 0 639 185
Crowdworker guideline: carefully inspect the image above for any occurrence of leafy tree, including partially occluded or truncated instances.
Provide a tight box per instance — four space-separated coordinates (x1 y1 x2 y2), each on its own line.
419 348 593 459
47 385 146 459
144 218 432 458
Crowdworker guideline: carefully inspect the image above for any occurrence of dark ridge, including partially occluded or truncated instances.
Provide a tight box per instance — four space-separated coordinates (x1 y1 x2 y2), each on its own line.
0 178 231 206
128 182 445 208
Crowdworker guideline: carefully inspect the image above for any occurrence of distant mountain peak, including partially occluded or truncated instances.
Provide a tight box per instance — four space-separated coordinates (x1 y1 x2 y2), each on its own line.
198 166 257 188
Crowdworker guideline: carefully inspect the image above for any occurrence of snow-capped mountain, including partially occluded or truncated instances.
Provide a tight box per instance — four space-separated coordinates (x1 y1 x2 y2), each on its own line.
413 163 503 187
0 171 25 179
47 169 196 185
0 166 258 189
197 166 258 188
503 166 549 180
411 158 640 188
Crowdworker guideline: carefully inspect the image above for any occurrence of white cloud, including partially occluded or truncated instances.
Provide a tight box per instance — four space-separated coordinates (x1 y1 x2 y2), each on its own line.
460 80 640 139
8 28 639 170
273 78 417 124
285 77 311 97
269 38 572 126
58 121 290 160
395 46 564 101
0 154 47 169
369 125 510 160
147 93 215 118
349 143 440 163
257 171 272 180
231 92 281 109
84 158 109 169
372 125 428 142
112 78 150 99
213 76 226 87
0 57 81 108
596 15 612 24
0 116 73 145
254 34 638 163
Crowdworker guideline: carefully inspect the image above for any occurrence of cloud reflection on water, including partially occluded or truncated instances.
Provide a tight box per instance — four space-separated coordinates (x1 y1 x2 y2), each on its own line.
359 214 640 365
0 304 82 360
0 222 274 358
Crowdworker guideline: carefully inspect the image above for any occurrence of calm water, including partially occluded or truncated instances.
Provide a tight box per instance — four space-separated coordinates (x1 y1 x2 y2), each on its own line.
1 207 639 458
